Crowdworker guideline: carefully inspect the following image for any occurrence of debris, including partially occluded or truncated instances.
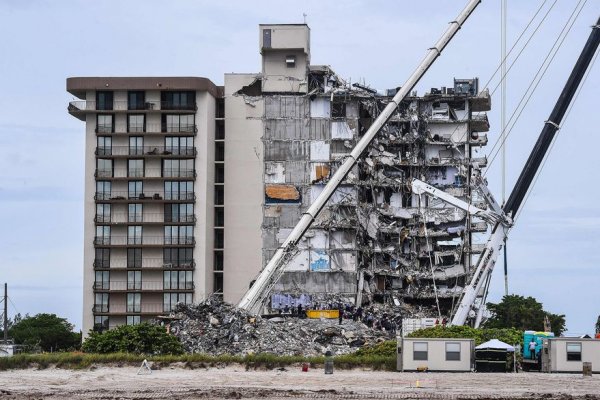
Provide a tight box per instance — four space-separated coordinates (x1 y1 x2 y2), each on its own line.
164 297 392 356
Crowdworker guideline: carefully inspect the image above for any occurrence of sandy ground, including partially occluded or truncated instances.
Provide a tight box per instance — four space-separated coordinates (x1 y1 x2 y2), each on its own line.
0 364 599 399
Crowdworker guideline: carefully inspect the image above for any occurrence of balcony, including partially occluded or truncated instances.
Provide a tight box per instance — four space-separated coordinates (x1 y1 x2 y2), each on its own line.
94 257 195 270
93 303 166 315
94 191 195 202
68 100 196 118
95 146 196 158
93 236 195 247
92 281 194 292
94 123 197 135
94 213 196 225
94 168 197 180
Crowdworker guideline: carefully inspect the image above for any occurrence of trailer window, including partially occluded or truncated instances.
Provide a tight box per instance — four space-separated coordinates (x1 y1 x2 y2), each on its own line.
566 343 582 361
413 342 428 361
446 342 461 361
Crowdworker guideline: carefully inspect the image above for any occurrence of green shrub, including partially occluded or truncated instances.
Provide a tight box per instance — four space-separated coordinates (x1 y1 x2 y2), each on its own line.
407 325 522 347
82 323 184 355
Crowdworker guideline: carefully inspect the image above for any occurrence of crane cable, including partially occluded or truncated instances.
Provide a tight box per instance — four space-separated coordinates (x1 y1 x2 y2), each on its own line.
485 0 588 174
513 45 599 224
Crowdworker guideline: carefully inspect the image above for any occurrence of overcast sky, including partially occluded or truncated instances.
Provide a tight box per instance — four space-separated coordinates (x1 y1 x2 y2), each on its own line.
0 0 598 335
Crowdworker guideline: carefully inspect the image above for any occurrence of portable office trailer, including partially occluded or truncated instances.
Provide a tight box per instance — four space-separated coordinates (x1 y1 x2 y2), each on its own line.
542 338 600 373
397 337 474 372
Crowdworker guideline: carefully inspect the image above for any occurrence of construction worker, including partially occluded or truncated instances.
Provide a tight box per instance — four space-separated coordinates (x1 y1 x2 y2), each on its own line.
529 339 537 360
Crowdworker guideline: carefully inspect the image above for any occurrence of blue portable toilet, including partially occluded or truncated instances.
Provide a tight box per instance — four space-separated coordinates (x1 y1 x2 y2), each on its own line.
523 330 554 359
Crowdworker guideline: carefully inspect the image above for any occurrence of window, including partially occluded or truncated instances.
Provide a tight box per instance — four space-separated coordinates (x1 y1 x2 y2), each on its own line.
165 225 193 245
215 164 224 183
163 271 193 290
163 114 195 132
95 248 110 268
127 293 141 313
164 203 194 223
163 159 194 178
285 55 296 68
214 250 223 271
129 136 144 155
128 181 143 199
95 226 110 245
128 115 145 133
127 248 142 268
96 204 111 223
214 229 224 249
96 181 112 200
413 342 428 361
216 120 225 139
128 203 142 223
163 292 192 312
127 315 141 325
331 101 346 118
94 293 109 312
97 136 112 156
96 91 113 110
446 342 461 361
96 159 113 178
128 226 142 245
161 91 195 110
127 271 142 290
163 248 193 268
215 142 224 161
215 186 224 205
213 273 223 294
165 136 194 156
215 207 224 227
94 270 110 290
96 114 114 133
567 343 582 361
94 315 109 332
128 91 145 110
128 159 144 178
216 98 225 119
164 181 194 200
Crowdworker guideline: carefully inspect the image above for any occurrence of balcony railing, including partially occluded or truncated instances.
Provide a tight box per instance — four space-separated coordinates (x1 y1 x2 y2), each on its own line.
94 257 195 269
94 168 196 179
94 213 196 224
68 100 196 112
94 191 195 201
93 281 194 291
92 304 109 313
94 123 197 134
93 236 195 246
101 303 166 314
95 146 196 157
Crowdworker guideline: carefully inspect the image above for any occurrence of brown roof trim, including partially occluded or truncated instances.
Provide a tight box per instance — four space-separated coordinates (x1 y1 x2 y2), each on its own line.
66 77 222 99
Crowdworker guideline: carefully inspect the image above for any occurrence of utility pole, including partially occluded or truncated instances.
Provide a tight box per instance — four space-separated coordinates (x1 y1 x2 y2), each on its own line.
3 283 7 341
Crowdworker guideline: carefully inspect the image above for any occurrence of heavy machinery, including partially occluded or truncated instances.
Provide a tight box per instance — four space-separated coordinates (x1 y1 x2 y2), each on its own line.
413 15 600 326
238 0 600 327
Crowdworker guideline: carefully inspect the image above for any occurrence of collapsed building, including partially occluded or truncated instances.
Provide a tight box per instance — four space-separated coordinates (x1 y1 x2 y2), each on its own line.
228 25 491 317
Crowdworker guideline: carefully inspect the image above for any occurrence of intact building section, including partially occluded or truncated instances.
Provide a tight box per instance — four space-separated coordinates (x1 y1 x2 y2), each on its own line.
67 77 223 335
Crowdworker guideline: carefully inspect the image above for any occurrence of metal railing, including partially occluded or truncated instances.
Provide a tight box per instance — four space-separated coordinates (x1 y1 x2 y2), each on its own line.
69 100 197 112
95 146 196 157
94 213 196 224
93 281 194 291
95 258 195 269
93 236 195 246
94 123 197 134
94 168 196 179
94 191 195 201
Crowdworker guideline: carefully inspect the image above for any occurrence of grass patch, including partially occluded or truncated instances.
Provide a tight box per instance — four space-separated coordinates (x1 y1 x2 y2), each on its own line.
0 352 396 372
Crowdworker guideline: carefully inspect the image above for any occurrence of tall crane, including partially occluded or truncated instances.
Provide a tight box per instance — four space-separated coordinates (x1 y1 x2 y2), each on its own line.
414 16 600 326
238 0 483 314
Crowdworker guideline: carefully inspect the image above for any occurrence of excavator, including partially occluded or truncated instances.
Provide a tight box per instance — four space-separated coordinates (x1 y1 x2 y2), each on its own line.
237 0 600 328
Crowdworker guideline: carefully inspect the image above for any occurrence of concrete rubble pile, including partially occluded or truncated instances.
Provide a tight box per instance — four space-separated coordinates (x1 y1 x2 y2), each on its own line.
165 297 392 356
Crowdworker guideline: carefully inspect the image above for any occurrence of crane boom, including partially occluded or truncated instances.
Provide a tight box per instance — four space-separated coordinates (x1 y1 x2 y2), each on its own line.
449 16 600 326
237 0 483 314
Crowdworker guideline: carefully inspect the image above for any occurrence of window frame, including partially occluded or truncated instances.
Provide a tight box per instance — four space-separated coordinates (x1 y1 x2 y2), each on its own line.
566 342 582 362
445 342 461 361
413 342 428 361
